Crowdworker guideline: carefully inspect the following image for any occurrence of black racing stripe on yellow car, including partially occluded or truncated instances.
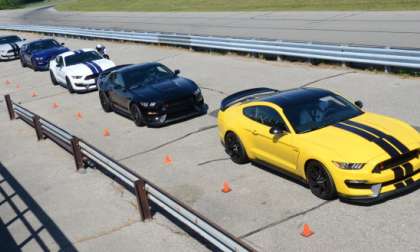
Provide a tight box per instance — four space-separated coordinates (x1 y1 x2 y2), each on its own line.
405 178 415 185
392 166 405 180
402 163 414 176
394 182 405 189
334 123 400 158
344 120 409 154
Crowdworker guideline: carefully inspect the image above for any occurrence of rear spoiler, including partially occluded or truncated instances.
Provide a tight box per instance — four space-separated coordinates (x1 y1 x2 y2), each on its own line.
220 87 278 111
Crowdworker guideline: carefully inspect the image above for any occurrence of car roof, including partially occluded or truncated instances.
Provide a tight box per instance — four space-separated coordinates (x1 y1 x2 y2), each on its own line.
259 87 334 109
61 48 96 58
116 62 162 73
27 38 57 44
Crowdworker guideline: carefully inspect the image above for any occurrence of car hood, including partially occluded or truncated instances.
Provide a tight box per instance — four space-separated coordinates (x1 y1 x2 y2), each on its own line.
130 77 198 102
32 47 69 59
299 112 420 162
65 59 116 76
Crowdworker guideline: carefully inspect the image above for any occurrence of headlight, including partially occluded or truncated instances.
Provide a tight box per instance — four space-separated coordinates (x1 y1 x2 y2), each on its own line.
193 88 201 96
35 57 44 61
332 161 365 170
72 76 83 79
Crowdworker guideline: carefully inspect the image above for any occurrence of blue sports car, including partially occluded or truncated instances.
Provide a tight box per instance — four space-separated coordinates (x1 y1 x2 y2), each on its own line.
20 39 69 71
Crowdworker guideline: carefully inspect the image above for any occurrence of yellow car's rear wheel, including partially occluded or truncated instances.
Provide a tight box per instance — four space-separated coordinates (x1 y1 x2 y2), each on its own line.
306 161 337 200
225 132 249 164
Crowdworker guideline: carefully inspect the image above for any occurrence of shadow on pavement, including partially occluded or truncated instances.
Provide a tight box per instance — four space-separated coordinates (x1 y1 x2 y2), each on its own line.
0 162 77 252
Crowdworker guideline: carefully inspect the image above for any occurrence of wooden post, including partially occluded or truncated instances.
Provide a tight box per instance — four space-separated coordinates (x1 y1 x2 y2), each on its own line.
4 95 15 120
33 115 44 141
71 137 84 171
135 179 152 221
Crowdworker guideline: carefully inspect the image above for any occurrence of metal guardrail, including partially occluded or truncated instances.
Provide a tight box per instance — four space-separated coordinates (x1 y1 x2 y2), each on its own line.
4 94 255 252
1 24 420 70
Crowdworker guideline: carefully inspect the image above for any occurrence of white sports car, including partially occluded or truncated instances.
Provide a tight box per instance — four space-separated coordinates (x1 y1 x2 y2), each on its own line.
0 35 26 60
49 49 115 93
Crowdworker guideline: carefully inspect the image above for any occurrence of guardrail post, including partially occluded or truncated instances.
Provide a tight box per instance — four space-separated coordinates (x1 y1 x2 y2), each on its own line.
71 136 84 171
134 179 152 221
32 115 44 141
4 95 15 120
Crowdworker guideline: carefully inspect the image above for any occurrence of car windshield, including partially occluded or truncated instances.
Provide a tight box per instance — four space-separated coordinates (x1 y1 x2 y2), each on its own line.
29 40 60 52
283 94 363 134
0 36 21 44
123 65 174 89
65 51 103 66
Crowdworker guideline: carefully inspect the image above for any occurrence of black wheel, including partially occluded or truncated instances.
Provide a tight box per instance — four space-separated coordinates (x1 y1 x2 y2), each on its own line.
50 71 58 86
130 104 146 127
305 161 337 200
99 91 113 113
20 58 26 68
224 132 249 164
66 77 75 94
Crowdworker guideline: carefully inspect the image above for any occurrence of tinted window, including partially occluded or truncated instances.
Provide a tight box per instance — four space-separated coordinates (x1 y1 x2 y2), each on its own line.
122 64 174 89
255 106 285 127
0 36 21 44
283 94 363 134
28 40 60 52
64 51 103 66
243 106 286 128
243 106 257 120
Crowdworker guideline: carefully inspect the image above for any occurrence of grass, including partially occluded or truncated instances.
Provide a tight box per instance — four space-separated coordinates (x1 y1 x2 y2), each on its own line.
22 0 420 12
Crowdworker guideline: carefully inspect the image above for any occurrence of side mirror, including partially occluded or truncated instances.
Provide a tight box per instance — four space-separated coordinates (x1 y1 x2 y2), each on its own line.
174 69 180 76
355 100 363 109
23 38 26 41
269 124 287 135
61 42 65 46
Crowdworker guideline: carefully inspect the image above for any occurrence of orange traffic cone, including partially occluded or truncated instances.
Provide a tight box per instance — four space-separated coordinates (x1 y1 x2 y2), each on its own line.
16 84 21 90
221 181 232 193
164 155 173 165
5 80 10 85
103 128 110 137
300 224 314 237
31 91 37 97
52 102 59 109
76 112 82 120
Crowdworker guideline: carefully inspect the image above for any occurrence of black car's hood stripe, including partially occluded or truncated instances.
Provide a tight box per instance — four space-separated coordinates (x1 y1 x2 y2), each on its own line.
334 123 400 158
344 120 409 154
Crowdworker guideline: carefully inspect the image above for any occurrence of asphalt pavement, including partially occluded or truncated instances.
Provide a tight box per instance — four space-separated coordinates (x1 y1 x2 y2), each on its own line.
1 31 420 251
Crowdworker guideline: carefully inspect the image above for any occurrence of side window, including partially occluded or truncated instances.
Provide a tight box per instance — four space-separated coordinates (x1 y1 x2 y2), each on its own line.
243 106 257 121
57 56 63 66
255 106 287 128
114 73 125 87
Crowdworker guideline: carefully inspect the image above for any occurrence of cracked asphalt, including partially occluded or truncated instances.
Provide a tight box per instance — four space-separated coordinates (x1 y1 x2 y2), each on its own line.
1 31 420 251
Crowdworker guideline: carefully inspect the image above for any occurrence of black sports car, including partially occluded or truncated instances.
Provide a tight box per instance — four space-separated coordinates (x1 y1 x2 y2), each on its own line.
97 63 207 127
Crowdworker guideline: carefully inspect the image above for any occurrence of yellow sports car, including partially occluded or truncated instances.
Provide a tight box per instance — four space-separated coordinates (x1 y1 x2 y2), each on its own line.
218 87 420 203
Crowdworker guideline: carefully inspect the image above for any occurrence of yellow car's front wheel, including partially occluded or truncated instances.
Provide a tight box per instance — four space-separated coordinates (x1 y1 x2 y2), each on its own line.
225 132 249 164
306 161 337 200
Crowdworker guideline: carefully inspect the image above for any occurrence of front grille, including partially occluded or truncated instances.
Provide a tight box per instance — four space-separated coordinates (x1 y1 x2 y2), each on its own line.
165 97 195 115
85 74 98 80
373 149 419 173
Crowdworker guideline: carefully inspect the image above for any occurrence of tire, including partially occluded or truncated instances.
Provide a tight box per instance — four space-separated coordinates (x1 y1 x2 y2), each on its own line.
99 91 113 113
305 161 337 200
20 58 26 68
66 77 75 94
50 71 58 86
130 104 146 127
224 132 249 164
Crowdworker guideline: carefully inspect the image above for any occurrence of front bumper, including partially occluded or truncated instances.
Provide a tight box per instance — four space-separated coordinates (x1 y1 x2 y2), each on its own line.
72 79 98 92
0 53 19 60
335 153 420 204
144 103 207 127
34 61 50 71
